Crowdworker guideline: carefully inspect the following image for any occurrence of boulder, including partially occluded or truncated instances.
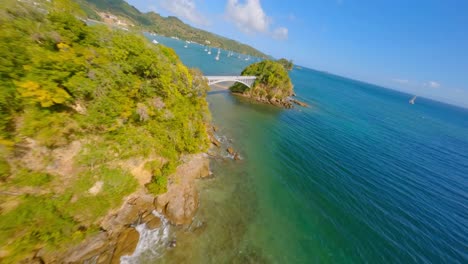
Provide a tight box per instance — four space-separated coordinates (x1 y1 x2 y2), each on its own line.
208 130 221 147
226 147 235 155
110 227 140 262
100 192 155 235
143 211 161 229
210 136 221 147
155 184 198 225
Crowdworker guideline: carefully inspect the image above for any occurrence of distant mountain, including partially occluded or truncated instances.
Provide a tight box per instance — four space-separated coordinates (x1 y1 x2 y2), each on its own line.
76 0 269 58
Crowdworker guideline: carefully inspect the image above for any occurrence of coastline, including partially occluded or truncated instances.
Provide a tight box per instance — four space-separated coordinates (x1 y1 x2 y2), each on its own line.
34 153 211 263
53 84 243 262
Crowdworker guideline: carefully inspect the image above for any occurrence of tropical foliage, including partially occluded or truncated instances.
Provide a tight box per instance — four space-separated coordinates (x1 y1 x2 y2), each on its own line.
231 60 293 101
0 0 210 262
277 58 294 71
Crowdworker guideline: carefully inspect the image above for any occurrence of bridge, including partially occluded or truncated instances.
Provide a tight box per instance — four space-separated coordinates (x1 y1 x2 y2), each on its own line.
205 76 256 88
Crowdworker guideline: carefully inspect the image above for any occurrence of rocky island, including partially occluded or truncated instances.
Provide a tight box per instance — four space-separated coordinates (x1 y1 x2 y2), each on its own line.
230 60 307 108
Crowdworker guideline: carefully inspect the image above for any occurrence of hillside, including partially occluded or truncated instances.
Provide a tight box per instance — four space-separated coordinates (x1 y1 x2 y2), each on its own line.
76 0 269 58
0 0 210 262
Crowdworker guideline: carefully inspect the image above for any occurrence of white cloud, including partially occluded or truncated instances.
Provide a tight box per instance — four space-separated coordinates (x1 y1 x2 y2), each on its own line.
225 0 270 33
160 0 209 26
424 81 441 88
272 27 288 40
392 78 409 84
225 0 289 40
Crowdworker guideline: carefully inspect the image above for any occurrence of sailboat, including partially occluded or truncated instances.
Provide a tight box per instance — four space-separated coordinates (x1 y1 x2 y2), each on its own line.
215 48 220 61
409 96 417 105
204 46 208 52
245 55 250 61
152 39 158 45
208 47 211 55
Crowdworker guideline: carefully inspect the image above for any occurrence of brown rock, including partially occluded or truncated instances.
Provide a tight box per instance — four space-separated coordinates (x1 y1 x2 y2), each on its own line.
226 147 235 155
291 99 308 107
101 192 155 234
156 184 198 225
111 227 140 262
154 154 209 225
143 212 161 229
61 232 109 263
211 136 221 147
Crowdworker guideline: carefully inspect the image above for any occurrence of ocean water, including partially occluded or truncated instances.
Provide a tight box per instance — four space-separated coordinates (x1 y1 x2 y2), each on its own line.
138 34 468 263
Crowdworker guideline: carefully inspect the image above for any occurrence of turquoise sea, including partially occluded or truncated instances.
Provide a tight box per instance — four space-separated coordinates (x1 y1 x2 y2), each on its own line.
137 35 468 263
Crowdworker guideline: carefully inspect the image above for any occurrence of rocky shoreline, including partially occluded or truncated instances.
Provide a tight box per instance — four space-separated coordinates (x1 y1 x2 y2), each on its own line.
28 124 240 263
232 92 308 109
31 152 211 263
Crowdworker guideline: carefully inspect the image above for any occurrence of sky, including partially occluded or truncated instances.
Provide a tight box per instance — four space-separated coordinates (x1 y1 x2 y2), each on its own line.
125 0 468 108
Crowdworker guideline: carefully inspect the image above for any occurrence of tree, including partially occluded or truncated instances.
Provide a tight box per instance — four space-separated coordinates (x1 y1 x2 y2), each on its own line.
230 60 294 102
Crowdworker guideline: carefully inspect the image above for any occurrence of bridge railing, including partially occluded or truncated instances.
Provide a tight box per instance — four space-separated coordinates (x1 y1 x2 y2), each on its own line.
204 76 257 88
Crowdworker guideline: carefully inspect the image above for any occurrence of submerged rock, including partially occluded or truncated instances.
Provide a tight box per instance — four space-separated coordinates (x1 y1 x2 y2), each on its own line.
291 99 308 107
168 240 177 248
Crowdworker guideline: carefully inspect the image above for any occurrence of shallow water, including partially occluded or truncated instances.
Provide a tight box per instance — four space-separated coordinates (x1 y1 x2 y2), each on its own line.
134 35 468 263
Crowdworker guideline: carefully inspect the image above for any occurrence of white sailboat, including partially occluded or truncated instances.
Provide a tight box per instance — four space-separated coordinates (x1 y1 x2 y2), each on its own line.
204 46 208 52
245 55 250 61
208 47 212 55
215 48 220 60
409 96 417 104
152 39 158 45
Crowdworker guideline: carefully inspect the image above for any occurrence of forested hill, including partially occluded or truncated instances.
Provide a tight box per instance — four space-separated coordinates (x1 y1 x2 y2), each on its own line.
75 0 269 58
0 0 210 261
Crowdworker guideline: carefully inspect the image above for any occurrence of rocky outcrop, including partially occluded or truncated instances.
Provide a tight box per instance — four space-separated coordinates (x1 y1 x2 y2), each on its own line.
33 154 210 262
226 147 241 160
155 153 210 225
100 191 155 234
111 227 140 262
37 190 158 263
155 184 198 225
232 92 294 109
208 127 221 147
290 98 308 107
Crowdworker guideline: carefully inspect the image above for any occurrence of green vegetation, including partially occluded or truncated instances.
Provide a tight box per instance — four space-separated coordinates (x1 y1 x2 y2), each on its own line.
0 0 210 261
231 60 294 102
277 58 294 71
75 0 268 58
10 169 53 187
145 160 176 195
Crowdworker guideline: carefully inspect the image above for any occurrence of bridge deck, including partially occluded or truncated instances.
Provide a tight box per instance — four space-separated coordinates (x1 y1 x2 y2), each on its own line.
205 76 256 88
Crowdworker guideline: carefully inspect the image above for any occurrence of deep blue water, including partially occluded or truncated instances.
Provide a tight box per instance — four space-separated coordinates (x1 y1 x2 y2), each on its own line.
147 34 468 263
